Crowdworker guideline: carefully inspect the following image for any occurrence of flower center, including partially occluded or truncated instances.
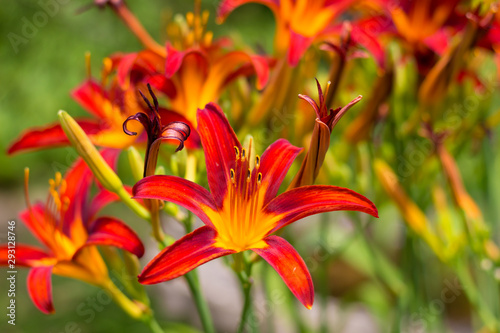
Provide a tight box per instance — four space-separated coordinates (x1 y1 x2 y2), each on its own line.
216 146 267 252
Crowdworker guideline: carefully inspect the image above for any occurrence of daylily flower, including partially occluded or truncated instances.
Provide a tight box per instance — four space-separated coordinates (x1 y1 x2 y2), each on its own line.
133 102 378 308
105 10 270 128
0 152 144 314
218 0 358 66
290 79 362 188
7 77 144 154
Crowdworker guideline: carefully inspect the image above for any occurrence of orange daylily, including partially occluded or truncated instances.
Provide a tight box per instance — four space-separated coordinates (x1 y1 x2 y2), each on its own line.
7 78 145 154
0 151 144 314
132 102 378 309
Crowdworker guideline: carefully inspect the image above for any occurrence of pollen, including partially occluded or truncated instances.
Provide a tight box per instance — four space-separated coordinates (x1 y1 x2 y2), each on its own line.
218 153 267 252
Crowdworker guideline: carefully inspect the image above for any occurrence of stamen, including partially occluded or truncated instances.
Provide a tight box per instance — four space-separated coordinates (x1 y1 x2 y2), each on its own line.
324 81 332 101
255 155 260 169
24 168 32 211
246 169 251 182
234 146 240 160
55 172 62 186
60 179 67 196
241 148 246 162
257 172 262 186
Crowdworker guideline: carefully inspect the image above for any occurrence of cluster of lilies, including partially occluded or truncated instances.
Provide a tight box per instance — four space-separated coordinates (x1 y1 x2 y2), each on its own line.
3 0 500 332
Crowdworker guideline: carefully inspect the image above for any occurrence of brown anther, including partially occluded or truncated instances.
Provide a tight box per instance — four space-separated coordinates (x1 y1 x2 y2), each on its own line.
246 169 251 182
241 148 246 161
234 146 240 160
257 172 262 185
255 155 260 169
230 168 236 184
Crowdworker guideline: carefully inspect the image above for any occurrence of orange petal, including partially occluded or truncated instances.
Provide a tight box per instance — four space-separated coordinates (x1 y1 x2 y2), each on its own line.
0 244 53 267
27 266 55 314
138 226 235 284
264 185 378 234
251 235 314 309
85 217 145 258
133 175 218 229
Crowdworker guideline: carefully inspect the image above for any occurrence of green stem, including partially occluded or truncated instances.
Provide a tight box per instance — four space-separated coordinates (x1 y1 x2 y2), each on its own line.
101 279 145 320
237 265 255 333
157 217 215 333
185 270 215 333
145 316 165 333
116 187 151 220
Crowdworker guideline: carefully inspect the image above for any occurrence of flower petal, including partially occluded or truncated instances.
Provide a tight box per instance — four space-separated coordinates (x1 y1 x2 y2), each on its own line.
85 217 145 258
7 120 101 155
259 138 303 205
71 80 110 119
138 226 235 284
133 175 218 228
19 203 53 249
264 185 378 234
197 102 241 208
251 235 313 309
0 244 53 267
88 189 120 220
27 266 55 314
288 30 313 66
217 0 279 22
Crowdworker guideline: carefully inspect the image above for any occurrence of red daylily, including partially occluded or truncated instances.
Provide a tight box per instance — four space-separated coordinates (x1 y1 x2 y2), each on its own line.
0 150 144 314
218 0 366 66
364 0 465 73
133 102 378 308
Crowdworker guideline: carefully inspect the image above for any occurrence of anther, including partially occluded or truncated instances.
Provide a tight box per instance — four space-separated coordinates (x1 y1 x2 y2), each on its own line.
241 148 246 162
234 146 240 160
257 172 262 185
246 169 251 182
230 169 236 184
255 155 260 169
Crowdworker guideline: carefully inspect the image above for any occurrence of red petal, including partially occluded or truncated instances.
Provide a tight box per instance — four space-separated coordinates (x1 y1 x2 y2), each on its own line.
217 0 279 22
85 217 145 258
116 53 139 89
251 235 314 309
264 185 378 234
165 44 208 79
259 139 302 205
138 226 234 284
19 203 53 249
288 30 313 66
27 266 55 314
0 244 52 267
7 120 101 155
351 25 386 69
197 103 241 208
88 189 120 220
71 80 110 119
133 175 218 228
